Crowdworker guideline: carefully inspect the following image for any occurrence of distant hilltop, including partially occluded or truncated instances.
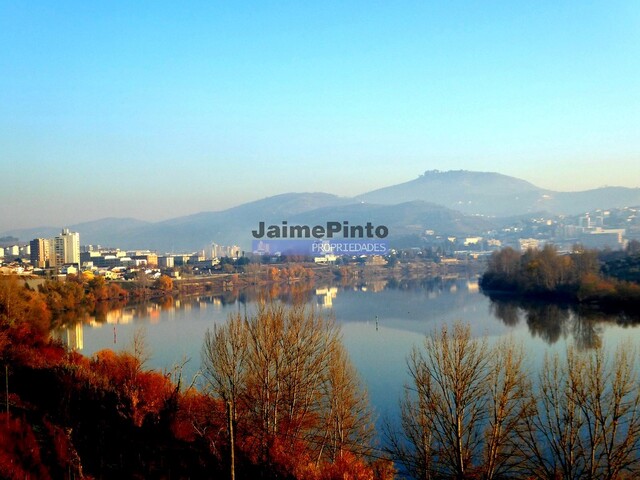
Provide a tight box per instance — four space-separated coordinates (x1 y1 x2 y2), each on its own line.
364 169 640 216
3 170 639 251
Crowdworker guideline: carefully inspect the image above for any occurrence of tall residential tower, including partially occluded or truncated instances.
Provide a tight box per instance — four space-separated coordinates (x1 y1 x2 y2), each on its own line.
29 238 50 267
52 228 80 266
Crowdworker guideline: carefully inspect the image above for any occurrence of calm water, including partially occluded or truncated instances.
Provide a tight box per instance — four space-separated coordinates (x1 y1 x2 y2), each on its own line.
53 277 640 430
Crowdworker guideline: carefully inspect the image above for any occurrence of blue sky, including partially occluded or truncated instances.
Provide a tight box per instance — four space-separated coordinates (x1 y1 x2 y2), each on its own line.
1 1 639 229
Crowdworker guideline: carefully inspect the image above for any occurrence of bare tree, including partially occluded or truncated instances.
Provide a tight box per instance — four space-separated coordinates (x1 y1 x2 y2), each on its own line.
279 304 339 445
519 343 640 480
390 324 532 480
201 302 375 471
393 324 489 478
201 313 248 423
320 341 374 462
519 351 584 480
127 326 151 371
386 348 436 480
423 323 491 478
392 323 640 480
483 338 533 479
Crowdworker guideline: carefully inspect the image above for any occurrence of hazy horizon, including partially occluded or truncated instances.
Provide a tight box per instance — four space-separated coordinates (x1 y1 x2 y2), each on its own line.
2 2 639 230
2 168 640 233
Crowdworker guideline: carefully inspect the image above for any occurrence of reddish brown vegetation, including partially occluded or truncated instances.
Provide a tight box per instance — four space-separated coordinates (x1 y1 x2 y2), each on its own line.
481 245 640 308
0 413 52 480
0 275 388 479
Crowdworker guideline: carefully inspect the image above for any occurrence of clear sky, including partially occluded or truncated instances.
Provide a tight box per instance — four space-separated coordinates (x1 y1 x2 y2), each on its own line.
1 1 639 230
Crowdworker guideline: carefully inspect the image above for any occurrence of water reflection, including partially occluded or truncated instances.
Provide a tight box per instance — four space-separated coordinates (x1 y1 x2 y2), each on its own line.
51 322 84 350
316 287 338 307
489 296 640 350
51 276 640 436
52 278 640 359
51 276 495 357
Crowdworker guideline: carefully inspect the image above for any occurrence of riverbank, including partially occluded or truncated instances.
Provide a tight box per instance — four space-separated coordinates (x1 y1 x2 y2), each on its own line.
167 258 481 297
0 274 393 479
480 246 640 314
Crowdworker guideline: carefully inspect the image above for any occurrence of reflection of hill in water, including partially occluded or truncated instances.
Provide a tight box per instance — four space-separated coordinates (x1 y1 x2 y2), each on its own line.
143 276 482 316
77 275 489 329
60 277 640 352
327 278 494 334
488 296 640 349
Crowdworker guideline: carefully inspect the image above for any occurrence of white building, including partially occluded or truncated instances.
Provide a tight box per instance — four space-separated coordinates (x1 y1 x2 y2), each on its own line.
30 238 50 267
158 256 175 268
519 238 541 251
579 228 626 250
212 243 242 259
52 228 80 266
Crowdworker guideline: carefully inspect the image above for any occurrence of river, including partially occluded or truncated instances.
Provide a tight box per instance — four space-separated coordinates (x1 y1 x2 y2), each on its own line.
53 276 640 432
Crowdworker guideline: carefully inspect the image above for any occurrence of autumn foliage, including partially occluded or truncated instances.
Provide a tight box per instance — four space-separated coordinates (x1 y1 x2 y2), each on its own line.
480 245 640 307
0 413 53 480
0 276 388 479
153 274 174 293
200 303 390 479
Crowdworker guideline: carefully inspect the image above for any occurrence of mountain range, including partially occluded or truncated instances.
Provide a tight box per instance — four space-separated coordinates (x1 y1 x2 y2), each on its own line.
357 170 640 216
4 170 640 252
